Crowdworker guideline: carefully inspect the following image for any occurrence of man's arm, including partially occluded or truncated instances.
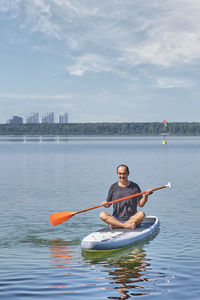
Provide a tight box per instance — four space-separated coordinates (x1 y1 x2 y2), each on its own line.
138 189 153 207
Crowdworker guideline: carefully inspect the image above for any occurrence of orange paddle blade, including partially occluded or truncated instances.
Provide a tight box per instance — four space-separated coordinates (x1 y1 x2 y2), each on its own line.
49 212 75 226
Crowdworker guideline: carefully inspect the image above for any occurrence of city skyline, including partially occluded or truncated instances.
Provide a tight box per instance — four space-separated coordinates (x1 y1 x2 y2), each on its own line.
1 1 200 123
6 112 69 124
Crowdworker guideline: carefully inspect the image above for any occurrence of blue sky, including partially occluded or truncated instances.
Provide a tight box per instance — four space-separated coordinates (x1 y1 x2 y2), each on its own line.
0 0 200 123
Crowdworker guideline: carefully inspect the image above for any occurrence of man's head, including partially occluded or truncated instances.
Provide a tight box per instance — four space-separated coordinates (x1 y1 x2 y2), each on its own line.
117 165 130 183
117 164 129 175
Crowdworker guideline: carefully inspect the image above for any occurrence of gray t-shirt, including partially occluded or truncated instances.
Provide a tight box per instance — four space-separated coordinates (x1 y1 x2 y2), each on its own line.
107 181 142 221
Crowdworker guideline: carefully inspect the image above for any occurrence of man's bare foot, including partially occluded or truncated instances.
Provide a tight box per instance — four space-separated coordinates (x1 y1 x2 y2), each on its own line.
109 223 122 229
109 222 136 230
123 222 136 230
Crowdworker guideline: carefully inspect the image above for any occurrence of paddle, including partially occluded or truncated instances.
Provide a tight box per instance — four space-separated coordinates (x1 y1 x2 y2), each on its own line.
49 182 171 226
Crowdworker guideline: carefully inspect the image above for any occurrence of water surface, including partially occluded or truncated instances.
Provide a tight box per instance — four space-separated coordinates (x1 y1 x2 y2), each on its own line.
0 136 200 299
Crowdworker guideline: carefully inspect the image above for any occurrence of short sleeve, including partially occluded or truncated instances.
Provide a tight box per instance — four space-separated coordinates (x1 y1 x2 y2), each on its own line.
106 186 114 202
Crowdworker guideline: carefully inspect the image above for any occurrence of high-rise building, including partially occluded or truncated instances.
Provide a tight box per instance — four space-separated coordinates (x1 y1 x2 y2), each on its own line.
41 113 54 123
26 113 39 124
59 113 68 123
7 116 23 124
6 112 69 124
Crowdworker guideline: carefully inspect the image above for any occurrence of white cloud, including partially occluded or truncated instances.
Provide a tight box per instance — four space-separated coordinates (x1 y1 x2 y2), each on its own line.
0 0 20 14
0 92 72 100
120 31 200 68
66 54 112 76
2 0 200 79
22 1 61 38
117 0 200 68
156 78 193 89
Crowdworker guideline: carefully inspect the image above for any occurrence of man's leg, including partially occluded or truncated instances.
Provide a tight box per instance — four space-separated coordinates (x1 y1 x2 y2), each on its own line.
124 211 145 228
99 212 137 229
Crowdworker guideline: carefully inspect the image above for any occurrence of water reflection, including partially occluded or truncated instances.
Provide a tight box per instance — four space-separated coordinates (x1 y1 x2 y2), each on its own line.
49 242 75 293
83 245 167 299
49 244 73 268
106 248 150 299
0 135 69 143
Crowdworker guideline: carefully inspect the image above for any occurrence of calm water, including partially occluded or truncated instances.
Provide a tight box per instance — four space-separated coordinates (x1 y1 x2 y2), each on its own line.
0 136 200 299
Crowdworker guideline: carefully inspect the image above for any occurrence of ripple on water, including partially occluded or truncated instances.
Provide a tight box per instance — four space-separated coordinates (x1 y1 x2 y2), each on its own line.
82 245 175 299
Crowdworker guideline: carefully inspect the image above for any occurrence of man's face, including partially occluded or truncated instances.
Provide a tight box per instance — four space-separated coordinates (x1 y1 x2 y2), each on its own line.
117 166 129 183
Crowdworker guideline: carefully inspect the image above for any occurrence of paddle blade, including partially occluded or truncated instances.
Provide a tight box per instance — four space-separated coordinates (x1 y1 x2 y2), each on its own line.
49 212 75 226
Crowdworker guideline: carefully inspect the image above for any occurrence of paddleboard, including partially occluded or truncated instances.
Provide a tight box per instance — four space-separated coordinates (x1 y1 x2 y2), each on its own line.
81 216 159 251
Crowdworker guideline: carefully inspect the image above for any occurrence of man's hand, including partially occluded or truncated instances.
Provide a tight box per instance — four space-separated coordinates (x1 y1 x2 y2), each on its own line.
101 201 111 208
145 189 154 196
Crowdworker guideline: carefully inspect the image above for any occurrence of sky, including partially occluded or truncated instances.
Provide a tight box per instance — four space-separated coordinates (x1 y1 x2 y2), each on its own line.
0 0 200 123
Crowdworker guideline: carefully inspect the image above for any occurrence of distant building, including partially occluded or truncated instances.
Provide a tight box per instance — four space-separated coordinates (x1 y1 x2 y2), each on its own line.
41 113 54 123
7 116 23 124
6 112 69 124
59 113 68 123
26 113 39 124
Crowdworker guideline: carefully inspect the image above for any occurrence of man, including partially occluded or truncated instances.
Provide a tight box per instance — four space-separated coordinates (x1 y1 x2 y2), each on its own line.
100 164 153 229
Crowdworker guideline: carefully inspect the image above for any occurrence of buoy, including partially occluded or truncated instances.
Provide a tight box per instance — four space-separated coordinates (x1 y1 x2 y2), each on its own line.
162 120 168 144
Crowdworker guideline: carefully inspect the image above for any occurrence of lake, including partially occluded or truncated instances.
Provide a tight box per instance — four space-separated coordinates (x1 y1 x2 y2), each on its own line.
0 136 200 299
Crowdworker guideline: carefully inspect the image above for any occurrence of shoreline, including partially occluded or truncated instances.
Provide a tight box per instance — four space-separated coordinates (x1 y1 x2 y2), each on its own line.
0 122 200 136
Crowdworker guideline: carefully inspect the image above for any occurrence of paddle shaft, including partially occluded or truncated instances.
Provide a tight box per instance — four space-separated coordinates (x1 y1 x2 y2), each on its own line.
73 184 167 216
49 183 171 225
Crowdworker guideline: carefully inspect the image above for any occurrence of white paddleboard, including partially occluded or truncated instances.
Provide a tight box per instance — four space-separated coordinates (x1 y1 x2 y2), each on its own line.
81 216 159 251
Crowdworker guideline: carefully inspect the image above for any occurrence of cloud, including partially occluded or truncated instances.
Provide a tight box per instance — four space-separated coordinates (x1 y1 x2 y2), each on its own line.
156 78 193 89
120 33 200 68
2 0 200 77
0 0 20 15
66 53 112 76
22 1 61 38
0 0 61 38
0 92 72 100
120 19 200 67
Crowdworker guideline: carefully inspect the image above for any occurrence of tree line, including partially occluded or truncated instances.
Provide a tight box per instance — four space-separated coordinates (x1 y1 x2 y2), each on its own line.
0 122 200 135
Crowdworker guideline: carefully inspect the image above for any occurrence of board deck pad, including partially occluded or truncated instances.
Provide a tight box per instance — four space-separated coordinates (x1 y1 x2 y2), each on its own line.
81 216 159 251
